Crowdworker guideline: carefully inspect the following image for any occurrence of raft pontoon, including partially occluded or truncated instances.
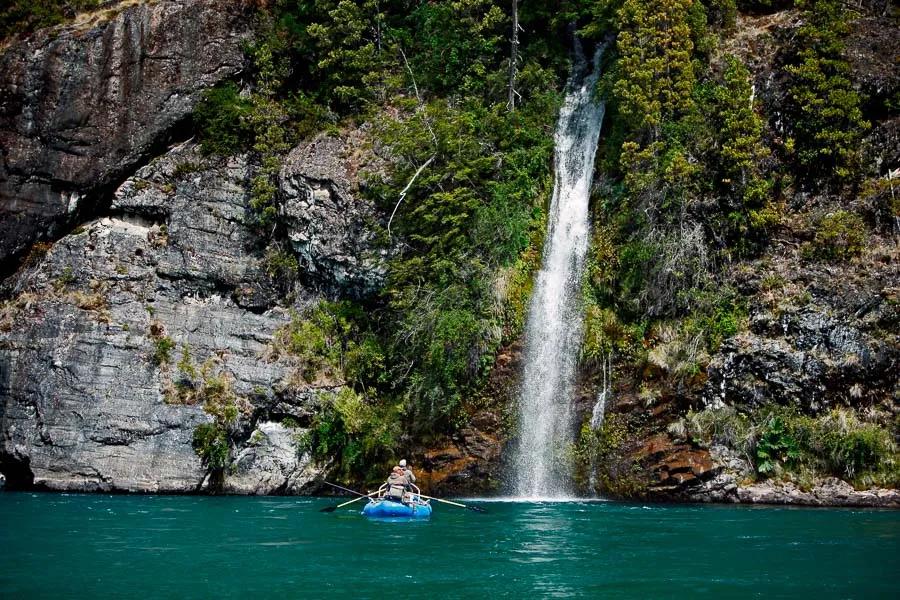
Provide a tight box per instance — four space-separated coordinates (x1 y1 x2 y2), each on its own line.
362 483 432 519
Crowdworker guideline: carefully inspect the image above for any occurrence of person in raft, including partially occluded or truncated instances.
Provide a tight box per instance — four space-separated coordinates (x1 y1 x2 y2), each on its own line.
385 466 410 502
399 459 416 484
386 466 409 487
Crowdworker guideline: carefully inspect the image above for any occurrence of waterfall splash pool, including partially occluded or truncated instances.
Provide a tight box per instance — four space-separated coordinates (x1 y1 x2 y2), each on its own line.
2 493 897 598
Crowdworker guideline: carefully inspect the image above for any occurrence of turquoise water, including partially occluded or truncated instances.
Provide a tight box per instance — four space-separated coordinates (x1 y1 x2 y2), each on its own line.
1 493 897 598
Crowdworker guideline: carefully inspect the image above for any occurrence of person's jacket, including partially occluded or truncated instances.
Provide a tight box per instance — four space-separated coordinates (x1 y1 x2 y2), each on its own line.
387 472 409 487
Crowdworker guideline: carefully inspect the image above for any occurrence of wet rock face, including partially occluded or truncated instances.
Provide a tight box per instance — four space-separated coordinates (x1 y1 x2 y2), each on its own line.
279 130 392 298
0 0 252 265
0 145 329 493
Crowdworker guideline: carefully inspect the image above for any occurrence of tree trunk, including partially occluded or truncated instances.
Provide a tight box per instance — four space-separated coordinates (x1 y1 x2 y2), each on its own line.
508 0 519 112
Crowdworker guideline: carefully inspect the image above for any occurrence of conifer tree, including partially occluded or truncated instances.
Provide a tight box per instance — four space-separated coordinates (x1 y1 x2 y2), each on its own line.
710 55 774 244
783 0 869 183
614 0 696 139
713 57 769 207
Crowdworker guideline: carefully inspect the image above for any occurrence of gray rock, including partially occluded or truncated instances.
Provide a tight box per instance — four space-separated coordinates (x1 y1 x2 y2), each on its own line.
0 0 252 265
279 129 393 297
705 304 897 412
737 478 900 508
223 421 322 494
0 146 336 493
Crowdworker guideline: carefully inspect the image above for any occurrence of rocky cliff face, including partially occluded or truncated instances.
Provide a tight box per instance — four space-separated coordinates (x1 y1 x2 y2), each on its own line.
576 8 900 508
0 0 403 493
0 109 399 490
0 0 252 268
280 128 392 298
1 2 896 506
2 143 279 492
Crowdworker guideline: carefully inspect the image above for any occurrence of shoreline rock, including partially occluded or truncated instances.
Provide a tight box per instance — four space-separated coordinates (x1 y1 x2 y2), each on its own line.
735 478 900 508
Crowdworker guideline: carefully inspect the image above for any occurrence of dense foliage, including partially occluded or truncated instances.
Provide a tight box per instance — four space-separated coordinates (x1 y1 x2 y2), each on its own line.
782 0 869 184
190 1 575 480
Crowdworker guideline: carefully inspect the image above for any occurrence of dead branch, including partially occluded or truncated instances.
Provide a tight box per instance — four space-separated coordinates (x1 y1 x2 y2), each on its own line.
387 154 436 240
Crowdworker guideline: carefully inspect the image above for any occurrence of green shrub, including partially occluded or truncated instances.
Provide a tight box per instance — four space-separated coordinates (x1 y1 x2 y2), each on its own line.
187 360 245 473
808 211 867 261
194 83 253 156
192 423 230 470
685 405 898 486
303 388 400 482
55 266 76 290
172 161 203 179
803 409 897 484
271 300 384 389
263 244 299 293
152 336 176 366
177 344 197 380
823 425 893 481
755 415 801 475
682 405 752 451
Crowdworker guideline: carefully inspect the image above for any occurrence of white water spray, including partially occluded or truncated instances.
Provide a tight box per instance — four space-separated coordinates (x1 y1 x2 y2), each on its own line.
512 41 607 498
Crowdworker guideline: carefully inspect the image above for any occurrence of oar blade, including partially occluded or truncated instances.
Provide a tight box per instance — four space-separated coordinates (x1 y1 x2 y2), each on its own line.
319 505 338 513
466 505 487 513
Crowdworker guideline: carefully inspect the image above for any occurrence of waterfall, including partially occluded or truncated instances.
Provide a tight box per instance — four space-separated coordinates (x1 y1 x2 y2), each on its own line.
512 41 607 499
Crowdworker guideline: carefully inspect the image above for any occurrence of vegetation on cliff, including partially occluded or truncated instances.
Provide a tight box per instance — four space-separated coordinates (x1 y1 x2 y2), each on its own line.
189 0 578 482
1 0 102 40
572 0 897 497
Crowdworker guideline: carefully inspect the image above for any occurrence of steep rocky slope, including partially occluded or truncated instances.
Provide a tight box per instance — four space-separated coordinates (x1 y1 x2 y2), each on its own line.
0 0 397 494
577 8 900 507
0 0 252 267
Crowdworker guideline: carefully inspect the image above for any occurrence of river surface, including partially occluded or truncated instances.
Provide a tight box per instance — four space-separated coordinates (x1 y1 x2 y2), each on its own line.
1 493 897 598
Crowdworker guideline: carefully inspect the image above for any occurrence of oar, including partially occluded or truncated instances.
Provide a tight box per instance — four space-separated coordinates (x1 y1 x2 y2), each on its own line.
319 490 380 513
323 481 367 497
417 494 487 513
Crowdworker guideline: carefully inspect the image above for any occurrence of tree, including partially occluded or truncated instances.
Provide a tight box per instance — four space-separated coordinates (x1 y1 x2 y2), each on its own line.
407 0 507 96
710 55 772 241
783 0 870 183
613 0 696 140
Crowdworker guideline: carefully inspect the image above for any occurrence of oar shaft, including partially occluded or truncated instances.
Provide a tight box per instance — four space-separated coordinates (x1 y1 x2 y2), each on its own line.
324 481 366 497
335 490 380 509
417 494 467 508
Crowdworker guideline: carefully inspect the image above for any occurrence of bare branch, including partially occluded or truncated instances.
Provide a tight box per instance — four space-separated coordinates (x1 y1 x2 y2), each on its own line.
399 45 438 147
399 46 421 104
387 154 436 240
507 0 520 112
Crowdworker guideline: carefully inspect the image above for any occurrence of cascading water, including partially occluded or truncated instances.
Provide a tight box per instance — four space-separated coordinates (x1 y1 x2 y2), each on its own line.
512 41 607 499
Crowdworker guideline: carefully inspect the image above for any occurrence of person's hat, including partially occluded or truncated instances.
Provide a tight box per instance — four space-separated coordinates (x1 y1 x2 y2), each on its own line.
399 459 407 467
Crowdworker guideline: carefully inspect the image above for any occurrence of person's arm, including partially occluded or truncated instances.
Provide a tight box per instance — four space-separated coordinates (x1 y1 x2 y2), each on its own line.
406 470 416 483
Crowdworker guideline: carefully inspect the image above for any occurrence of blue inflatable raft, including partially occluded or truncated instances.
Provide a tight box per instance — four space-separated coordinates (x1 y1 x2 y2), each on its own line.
362 484 432 519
